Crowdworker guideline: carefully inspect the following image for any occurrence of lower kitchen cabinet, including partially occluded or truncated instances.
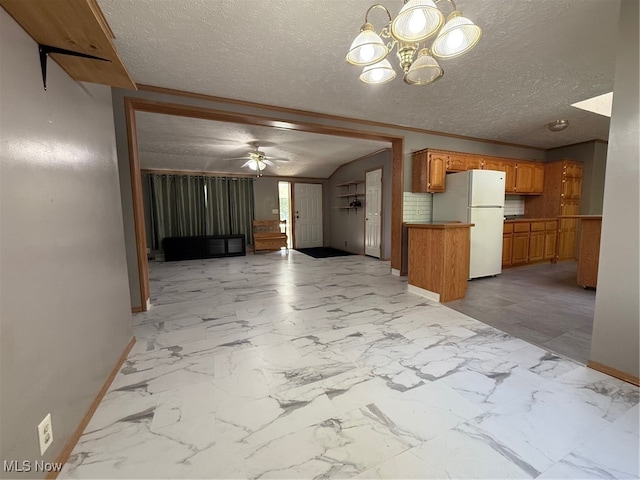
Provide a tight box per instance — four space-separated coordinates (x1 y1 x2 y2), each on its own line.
512 232 530 265
503 219 557 268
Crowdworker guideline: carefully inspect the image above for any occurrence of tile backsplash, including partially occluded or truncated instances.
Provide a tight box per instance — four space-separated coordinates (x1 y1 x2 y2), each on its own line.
504 196 525 216
404 193 524 221
403 192 432 222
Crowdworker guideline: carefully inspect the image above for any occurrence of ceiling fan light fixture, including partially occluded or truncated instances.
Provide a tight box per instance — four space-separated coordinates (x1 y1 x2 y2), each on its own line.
548 119 569 132
248 159 267 171
431 10 482 59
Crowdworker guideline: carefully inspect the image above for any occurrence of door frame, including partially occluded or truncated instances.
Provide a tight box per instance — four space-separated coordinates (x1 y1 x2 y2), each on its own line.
123 96 404 312
364 166 384 259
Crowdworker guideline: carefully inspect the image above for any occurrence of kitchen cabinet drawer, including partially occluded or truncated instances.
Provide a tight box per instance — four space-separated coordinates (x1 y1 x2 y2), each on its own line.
545 221 557 230
503 223 514 234
514 222 530 233
530 221 546 232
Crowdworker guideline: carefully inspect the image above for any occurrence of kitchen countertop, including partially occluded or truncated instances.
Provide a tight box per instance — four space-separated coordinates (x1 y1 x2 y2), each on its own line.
405 222 474 229
503 217 558 222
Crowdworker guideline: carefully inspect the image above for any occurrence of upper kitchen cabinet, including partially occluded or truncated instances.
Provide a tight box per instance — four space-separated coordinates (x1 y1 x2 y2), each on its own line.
513 161 544 194
483 158 516 193
446 152 483 172
412 150 445 193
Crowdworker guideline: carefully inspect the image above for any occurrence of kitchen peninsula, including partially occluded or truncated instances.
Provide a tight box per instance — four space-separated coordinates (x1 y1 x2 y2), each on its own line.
406 222 474 302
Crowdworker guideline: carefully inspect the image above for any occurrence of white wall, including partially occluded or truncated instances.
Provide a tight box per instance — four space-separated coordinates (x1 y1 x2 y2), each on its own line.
0 10 133 473
590 0 639 377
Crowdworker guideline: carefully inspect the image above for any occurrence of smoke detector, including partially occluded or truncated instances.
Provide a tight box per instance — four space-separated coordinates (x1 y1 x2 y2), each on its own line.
548 119 569 132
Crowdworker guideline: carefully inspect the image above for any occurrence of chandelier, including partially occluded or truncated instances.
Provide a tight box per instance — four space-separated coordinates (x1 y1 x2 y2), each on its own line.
346 0 482 85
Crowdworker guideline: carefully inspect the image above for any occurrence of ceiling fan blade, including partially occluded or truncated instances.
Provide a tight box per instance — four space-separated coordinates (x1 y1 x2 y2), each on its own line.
241 160 253 168
222 157 250 161
269 157 290 163
263 159 275 167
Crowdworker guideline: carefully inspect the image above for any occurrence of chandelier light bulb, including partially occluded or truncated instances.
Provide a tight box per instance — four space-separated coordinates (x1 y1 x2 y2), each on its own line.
360 59 396 84
359 44 375 63
408 10 427 34
445 28 464 50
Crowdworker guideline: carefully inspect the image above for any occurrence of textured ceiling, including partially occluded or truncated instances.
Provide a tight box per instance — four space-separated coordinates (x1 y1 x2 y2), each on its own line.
98 0 620 177
136 112 390 178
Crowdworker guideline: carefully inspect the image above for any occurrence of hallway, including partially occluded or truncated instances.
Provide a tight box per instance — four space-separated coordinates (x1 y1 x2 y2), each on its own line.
60 253 638 479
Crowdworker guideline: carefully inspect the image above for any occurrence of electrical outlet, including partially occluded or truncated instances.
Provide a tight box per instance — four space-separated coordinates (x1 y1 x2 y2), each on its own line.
37 413 53 456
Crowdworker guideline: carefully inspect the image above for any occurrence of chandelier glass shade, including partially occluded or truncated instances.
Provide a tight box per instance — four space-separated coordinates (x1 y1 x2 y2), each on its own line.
360 59 397 84
346 0 481 85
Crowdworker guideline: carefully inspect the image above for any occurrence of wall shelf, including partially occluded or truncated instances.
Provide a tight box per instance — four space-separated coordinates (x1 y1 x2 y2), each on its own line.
335 180 364 214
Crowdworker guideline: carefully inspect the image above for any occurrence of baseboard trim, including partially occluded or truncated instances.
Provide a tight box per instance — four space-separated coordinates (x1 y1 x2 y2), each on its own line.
588 360 640 386
131 306 143 313
47 336 136 479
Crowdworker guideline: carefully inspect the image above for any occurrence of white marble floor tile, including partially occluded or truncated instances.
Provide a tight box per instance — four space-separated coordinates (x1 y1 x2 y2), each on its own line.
58 254 639 479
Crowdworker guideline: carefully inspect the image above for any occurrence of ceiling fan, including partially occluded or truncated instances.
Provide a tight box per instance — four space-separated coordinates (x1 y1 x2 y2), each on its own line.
224 142 289 177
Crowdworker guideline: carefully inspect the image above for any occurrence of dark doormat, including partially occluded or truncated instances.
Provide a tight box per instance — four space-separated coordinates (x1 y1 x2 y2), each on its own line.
296 247 356 259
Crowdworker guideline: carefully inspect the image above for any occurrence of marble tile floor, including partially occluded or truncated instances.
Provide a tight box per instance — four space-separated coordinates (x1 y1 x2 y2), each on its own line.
447 261 595 364
60 252 639 479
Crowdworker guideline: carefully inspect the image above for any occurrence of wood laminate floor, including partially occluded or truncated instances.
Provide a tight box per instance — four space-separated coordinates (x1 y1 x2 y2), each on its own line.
447 261 595 364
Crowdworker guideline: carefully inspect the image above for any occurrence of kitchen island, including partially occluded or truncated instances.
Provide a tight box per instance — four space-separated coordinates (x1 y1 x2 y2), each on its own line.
406 222 474 302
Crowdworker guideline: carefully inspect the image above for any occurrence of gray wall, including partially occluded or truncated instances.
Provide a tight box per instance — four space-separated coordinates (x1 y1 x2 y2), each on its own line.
328 150 392 259
590 0 639 377
546 140 608 214
0 10 133 475
253 176 280 221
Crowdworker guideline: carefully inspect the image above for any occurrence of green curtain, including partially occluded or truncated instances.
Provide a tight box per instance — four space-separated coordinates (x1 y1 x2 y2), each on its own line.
204 176 230 236
228 177 254 245
147 173 254 250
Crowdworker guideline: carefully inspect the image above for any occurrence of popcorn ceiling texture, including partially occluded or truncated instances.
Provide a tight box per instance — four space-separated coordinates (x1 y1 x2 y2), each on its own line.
99 0 618 150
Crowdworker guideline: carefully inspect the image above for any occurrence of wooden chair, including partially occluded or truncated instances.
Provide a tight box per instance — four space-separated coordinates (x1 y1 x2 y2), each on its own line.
252 219 288 253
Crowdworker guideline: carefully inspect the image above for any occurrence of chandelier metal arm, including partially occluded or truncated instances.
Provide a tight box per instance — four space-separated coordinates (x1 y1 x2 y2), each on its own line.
364 4 393 25
434 0 458 16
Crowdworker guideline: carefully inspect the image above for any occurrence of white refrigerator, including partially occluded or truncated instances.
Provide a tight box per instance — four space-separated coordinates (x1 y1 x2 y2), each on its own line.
432 169 505 279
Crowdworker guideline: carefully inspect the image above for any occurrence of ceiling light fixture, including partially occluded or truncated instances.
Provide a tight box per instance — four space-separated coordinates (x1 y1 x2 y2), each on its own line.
548 119 569 132
346 0 482 85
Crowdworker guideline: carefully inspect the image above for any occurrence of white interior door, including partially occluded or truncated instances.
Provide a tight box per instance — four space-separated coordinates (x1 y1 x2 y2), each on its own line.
365 169 382 258
294 183 323 248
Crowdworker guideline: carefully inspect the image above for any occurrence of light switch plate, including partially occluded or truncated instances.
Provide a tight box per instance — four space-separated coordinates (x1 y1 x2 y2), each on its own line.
271 209 279 214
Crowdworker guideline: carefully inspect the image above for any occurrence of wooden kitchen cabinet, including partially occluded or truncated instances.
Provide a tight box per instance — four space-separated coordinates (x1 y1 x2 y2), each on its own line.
502 222 513 267
528 230 545 262
525 159 583 261
563 177 582 200
512 232 530 265
483 157 517 194
544 221 558 260
446 152 483 172
514 162 544 194
412 150 446 193
503 219 557 267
